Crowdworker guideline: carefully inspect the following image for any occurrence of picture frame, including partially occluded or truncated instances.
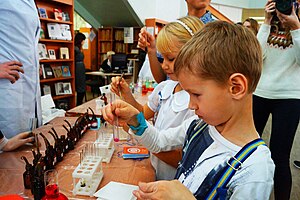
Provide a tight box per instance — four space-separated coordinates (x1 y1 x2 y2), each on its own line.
55 82 72 95
48 49 56 60
59 47 69 59
38 43 49 60
62 12 70 21
53 8 63 21
38 7 48 18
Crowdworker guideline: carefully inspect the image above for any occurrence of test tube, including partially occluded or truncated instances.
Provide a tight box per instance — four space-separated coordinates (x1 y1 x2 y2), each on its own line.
109 93 119 142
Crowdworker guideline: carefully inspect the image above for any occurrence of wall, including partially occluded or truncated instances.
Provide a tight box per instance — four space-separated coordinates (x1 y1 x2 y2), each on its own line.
128 0 186 23
128 0 265 24
211 3 243 23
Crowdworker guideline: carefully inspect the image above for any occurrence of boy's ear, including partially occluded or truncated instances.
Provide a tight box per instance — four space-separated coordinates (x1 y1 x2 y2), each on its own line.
228 73 248 99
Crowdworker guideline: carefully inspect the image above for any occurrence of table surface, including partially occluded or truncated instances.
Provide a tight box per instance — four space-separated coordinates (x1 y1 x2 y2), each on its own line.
66 94 149 117
0 117 155 199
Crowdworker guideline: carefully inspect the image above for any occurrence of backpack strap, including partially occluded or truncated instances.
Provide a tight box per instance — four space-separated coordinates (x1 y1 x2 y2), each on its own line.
205 138 266 200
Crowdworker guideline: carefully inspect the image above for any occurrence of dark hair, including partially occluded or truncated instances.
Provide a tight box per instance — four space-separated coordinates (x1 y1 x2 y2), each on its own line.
75 32 86 49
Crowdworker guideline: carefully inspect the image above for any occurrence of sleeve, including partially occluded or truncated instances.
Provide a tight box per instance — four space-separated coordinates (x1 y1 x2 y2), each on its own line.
147 81 166 112
133 116 197 153
0 131 8 151
291 28 300 66
257 24 271 59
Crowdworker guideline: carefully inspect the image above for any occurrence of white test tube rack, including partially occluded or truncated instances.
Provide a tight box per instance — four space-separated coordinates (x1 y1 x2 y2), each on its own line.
72 144 104 197
94 132 115 163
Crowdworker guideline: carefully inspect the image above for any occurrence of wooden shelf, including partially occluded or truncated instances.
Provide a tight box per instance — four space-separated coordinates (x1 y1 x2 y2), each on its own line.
40 59 74 63
39 18 72 24
53 94 74 100
98 27 140 65
36 0 75 109
39 39 73 43
40 77 73 83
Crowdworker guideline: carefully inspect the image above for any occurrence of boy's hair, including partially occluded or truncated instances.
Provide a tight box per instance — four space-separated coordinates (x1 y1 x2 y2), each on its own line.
174 21 262 93
156 16 204 54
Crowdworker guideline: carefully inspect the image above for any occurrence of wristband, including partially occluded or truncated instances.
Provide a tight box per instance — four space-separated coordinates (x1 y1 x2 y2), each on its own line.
128 112 148 136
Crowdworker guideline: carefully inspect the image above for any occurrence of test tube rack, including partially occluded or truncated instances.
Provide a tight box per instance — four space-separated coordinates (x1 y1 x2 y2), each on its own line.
72 144 104 197
94 133 114 163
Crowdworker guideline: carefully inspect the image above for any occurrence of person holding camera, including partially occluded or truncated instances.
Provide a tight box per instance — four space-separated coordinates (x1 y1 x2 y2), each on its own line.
253 0 300 199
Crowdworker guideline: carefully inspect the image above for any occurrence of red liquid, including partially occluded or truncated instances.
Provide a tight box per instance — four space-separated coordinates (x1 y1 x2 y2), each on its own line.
45 184 59 197
114 137 119 142
42 184 68 200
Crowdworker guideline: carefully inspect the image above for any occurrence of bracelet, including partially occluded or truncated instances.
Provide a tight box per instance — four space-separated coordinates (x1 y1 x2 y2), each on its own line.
128 112 148 136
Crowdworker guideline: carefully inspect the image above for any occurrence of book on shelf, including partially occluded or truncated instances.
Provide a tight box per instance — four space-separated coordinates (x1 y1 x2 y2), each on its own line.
62 12 70 22
38 43 49 60
47 23 72 40
55 82 72 95
52 66 63 78
40 28 45 39
42 85 51 96
59 47 69 59
39 64 46 79
53 8 63 21
122 146 149 159
61 65 71 77
38 7 48 18
48 49 56 60
43 64 54 79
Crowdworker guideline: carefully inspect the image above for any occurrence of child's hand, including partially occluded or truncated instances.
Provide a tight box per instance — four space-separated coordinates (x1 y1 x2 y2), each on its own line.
2 131 34 151
133 180 195 200
101 99 140 127
110 76 131 97
138 27 156 53
0 61 23 83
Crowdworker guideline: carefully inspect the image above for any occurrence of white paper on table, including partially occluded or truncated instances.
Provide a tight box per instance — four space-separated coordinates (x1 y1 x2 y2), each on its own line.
94 181 138 200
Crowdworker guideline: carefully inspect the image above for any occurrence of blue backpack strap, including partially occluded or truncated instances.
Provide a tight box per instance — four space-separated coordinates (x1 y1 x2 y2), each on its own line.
205 138 266 200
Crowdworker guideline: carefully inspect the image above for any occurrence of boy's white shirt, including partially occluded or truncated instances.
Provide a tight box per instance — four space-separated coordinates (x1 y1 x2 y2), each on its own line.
146 80 195 180
132 118 275 199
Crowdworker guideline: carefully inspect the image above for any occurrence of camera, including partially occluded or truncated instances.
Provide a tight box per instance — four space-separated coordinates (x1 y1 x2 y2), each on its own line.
275 0 294 15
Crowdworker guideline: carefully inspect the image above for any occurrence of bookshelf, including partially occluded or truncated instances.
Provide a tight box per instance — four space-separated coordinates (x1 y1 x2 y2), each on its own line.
98 27 140 65
35 0 75 109
145 18 168 38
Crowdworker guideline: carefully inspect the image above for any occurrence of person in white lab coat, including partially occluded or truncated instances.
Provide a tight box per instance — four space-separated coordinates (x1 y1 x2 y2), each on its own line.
0 0 42 139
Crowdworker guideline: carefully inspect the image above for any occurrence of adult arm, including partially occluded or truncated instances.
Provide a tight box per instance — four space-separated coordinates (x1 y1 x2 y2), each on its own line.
138 28 166 83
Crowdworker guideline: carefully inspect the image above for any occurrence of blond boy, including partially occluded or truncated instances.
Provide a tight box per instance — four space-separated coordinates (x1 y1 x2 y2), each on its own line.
102 21 275 200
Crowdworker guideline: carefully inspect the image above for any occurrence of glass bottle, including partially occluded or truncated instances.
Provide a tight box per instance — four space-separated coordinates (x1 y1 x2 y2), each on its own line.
40 133 55 170
21 156 33 189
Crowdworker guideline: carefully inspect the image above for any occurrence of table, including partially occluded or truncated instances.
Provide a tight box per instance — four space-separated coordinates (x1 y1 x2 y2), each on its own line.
86 71 133 85
66 93 149 117
0 117 155 199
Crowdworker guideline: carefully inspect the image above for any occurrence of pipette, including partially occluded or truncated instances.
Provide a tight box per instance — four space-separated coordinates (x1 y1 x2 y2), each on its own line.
109 93 119 142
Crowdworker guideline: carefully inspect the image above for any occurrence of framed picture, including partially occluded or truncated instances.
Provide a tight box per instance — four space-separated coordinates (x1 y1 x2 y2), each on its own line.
48 49 56 60
59 47 69 59
62 12 70 21
55 82 72 95
53 8 63 21
38 7 48 18
38 43 49 60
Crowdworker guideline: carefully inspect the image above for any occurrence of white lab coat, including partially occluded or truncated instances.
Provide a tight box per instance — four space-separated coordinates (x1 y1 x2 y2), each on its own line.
0 0 42 138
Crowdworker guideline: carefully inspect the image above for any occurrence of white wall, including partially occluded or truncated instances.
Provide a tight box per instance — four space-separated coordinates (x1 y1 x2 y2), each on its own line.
128 0 264 25
211 3 243 23
128 0 183 24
